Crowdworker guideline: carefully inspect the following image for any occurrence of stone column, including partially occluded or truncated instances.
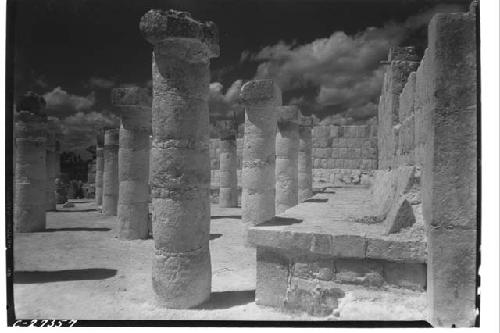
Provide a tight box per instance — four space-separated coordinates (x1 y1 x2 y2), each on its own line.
45 121 57 211
275 105 299 214
240 80 282 225
298 113 313 203
102 128 119 216
140 9 219 308
95 131 104 206
423 7 478 327
217 119 238 208
377 47 420 169
112 87 152 240
14 92 47 232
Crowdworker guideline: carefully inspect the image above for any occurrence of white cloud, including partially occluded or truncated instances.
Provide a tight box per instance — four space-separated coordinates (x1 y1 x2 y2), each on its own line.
88 77 116 89
43 87 95 114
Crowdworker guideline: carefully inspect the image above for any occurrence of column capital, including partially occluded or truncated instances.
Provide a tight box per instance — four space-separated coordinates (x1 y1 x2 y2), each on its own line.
140 9 219 60
240 79 282 107
277 105 299 125
298 112 313 128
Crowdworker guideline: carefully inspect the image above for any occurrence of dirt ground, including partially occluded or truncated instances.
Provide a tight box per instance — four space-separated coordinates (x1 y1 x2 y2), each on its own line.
13 200 426 321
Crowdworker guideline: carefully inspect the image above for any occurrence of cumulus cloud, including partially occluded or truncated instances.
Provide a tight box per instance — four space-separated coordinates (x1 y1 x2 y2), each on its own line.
43 87 95 116
88 77 116 89
58 111 119 151
208 80 244 121
245 4 461 121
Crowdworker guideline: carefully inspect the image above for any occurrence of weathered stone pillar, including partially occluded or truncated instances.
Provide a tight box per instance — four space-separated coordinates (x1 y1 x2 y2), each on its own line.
217 119 238 208
298 113 313 203
240 80 281 225
112 87 152 240
102 128 119 216
423 7 478 327
95 131 104 206
140 9 219 308
275 105 299 214
14 92 47 232
45 120 57 211
378 47 419 169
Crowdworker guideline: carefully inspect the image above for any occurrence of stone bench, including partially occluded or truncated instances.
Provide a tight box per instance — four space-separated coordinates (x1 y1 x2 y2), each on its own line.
247 165 426 316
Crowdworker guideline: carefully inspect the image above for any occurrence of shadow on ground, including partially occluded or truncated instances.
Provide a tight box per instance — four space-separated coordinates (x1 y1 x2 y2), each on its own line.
14 269 117 284
43 227 111 232
55 209 100 213
211 215 242 220
195 290 255 310
258 216 303 227
209 233 223 240
304 198 329 203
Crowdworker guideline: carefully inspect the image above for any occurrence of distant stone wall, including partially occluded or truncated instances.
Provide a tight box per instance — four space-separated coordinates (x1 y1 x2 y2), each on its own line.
311 122 378 185
209 121 378 187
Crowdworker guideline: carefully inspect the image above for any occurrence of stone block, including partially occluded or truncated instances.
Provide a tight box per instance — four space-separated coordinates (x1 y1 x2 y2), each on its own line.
383 262 426 291
331 148 341 159
366 238 427 263
255 248 289 307
284 277 344 316
329 126 340 138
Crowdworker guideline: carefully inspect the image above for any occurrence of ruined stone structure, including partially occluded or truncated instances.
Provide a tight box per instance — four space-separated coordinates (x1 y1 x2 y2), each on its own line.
421 8 478 327
209 136 243 189
140 9 219 308
248 6 477 325
14 92 48 232
312 122 378 186
377 47 420 169
275 105 299 214
217 119 238 208
112 87 152 240
375 6 478 327
240 79 282 225
95 131 104 206
298 113 313 203
102 129 119 216
45 120 58 211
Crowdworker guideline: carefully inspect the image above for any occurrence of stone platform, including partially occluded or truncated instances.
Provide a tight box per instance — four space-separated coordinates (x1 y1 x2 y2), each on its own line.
248 184 427 317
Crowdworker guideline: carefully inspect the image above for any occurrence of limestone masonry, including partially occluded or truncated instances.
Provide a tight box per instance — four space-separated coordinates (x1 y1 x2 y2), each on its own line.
14 92 48 232
141 8 219 308
112 87 152 240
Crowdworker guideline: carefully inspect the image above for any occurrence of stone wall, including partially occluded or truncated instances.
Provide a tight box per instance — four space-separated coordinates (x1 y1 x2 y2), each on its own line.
209 121 379 188
311 122 378 185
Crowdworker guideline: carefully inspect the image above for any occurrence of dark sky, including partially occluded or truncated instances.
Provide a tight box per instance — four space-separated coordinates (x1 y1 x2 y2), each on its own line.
8 0 469 151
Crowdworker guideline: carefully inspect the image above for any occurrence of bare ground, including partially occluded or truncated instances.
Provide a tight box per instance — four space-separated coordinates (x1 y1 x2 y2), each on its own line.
13 200 426 321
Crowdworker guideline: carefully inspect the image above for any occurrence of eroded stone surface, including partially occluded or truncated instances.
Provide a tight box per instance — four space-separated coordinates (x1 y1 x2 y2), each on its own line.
142 9 218 308
275 105 299 214
14 92 48 232
113 87 151 240
102 129 120 216
298 113 313 203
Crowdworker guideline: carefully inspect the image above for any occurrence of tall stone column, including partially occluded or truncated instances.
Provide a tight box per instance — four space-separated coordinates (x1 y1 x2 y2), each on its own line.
298 113 313 203
275 105 299 214
140 9 219 308
240 80 282 225
112 87 152 240
217 119 238 208
14 92 47 232
45 120 57 211
95 131 104 206
423 7 478 327
102 128 119 216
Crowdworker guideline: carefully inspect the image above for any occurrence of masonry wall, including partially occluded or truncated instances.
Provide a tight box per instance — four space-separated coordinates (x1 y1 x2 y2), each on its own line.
209 121 378 188
311 122 378 185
